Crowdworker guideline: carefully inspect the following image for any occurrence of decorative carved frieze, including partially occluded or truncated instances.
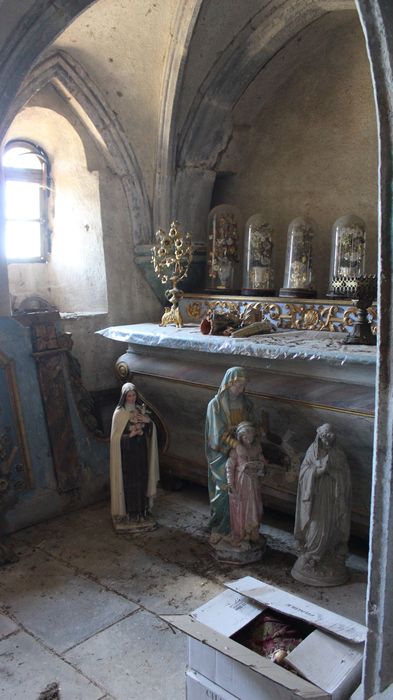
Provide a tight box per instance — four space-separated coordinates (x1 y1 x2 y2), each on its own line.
182 295 377 335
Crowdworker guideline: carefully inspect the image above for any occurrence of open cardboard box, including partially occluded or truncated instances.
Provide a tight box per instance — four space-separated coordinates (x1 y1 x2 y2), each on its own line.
186 668 241 700
163 576 367 700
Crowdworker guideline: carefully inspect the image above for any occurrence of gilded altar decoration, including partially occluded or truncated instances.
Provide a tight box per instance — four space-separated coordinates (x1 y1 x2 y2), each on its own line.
242 214 275 295
152 221 193 328
207 205 242 291
199 301 273 337
327 214 366 296
332 275 377 345
115 360 131 380
185 302 202 321
184 297 377 335
279 217 317 298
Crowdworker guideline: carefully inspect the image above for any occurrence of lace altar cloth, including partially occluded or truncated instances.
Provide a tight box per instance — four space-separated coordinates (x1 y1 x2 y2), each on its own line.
97 324 376 366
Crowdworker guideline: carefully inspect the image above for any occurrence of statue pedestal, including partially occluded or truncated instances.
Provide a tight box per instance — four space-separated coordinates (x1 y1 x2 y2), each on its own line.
113 515 158 534
210 534 266 565
291 553 349 587
0 539 18 566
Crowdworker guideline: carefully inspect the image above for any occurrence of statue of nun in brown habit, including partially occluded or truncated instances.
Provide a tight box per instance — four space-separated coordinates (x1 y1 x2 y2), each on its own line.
110 382 159 532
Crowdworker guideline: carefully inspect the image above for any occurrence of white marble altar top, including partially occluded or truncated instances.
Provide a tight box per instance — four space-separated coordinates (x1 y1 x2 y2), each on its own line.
97 323 376 366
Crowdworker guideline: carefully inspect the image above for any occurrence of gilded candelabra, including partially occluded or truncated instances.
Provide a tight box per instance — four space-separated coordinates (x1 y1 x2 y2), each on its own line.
332 274 377 345
152 221 193 328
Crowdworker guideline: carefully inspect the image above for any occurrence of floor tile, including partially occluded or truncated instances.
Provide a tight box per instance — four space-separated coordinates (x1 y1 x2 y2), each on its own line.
76 538 222 613
1 489 369 699
0 631 103 700
17 518 224 615
0 550 138 653
0 612 18 639
65 609 186 700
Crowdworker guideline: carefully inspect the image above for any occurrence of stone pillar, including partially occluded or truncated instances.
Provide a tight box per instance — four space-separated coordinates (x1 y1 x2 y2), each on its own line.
173 166 216 243
0 168 11 316
153 0 204 234
356 1 393 697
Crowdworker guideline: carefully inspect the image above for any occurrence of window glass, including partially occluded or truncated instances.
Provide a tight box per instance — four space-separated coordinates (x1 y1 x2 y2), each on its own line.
5 181 41 220
2 140 50 262
5 221 42 259
3 146 42 170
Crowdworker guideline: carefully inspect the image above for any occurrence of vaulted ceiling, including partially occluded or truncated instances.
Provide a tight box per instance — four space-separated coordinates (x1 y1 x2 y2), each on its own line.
0 0 380 252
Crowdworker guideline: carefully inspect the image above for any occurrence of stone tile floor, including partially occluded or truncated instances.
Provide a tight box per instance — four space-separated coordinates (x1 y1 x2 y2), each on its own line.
0 485 368 700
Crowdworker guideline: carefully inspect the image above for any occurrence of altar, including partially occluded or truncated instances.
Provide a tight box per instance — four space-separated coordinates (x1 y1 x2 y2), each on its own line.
97 318 375 537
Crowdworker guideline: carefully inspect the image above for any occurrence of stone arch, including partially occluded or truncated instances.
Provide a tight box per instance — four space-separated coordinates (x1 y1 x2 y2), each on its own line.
8 50 151 245
173 0 355 238
355 3 393 696
0 1 392 694
170 1 393 690
153 0 204 231
0 0 97 132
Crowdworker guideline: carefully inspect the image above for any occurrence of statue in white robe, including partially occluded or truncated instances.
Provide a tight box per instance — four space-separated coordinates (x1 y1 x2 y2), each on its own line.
291 423 351 585
110 382 159 533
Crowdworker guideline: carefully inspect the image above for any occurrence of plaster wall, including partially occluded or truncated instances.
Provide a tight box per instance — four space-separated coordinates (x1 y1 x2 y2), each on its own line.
6 105 108 314
177 0 264 132
63 163 162 392
50 0 179 201
26 83 109 181
212 11 378 296
4 87 161 390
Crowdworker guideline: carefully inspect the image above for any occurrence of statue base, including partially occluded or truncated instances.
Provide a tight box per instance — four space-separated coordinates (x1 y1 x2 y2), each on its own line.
113 515 158 534
0 538 19 566
278 287 317 299
210 534 266 565
344 320 376 346
291 554 349 587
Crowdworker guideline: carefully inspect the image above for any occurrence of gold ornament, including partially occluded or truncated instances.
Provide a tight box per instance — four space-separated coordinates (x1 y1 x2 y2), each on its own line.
152 221 193 328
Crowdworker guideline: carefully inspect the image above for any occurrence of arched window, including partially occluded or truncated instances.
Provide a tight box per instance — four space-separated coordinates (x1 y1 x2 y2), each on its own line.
2 139 51 262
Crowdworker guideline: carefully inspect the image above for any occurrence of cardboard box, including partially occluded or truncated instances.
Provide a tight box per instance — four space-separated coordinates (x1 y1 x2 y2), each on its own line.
186 668 239 700
163 576 367 700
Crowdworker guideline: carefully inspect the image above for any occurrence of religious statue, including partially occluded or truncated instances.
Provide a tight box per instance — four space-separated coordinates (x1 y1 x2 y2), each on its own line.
226 421 266 554
205 367 268 563
110 382 159 533
291 423 352 586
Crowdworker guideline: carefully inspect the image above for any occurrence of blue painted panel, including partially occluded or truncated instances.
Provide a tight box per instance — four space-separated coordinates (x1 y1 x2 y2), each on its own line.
0 317 109 532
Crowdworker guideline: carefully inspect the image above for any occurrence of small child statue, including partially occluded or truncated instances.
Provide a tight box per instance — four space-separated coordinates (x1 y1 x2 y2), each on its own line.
126 403 148 437
291 423 352 586
224 421 267 562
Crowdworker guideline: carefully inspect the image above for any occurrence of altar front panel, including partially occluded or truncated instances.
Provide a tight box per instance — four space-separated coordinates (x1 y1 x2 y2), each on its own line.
104 326 375 537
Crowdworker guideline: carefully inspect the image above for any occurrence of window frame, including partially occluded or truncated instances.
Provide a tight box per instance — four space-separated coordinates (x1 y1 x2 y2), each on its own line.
3 139 51 263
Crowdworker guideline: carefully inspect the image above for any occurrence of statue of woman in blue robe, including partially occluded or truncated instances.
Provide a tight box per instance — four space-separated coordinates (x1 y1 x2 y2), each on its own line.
205 366 256 543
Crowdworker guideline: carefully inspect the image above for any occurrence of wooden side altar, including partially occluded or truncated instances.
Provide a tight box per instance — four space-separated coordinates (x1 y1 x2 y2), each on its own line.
98 296 376 537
